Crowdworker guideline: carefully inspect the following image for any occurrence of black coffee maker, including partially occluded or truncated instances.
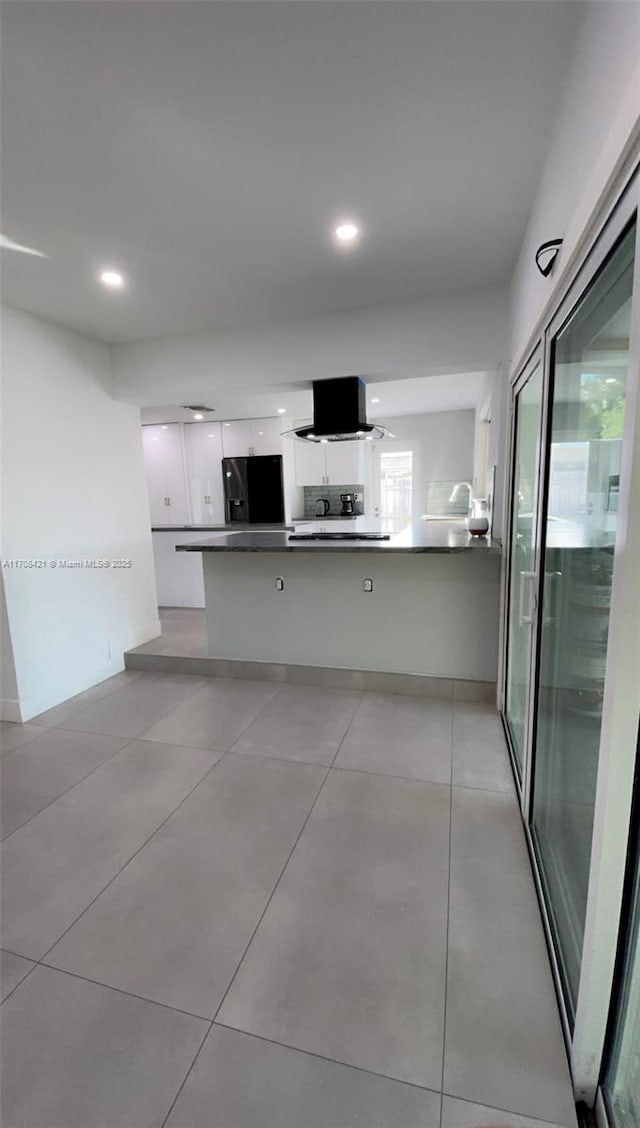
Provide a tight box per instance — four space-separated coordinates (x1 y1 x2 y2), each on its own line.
340 493 356 516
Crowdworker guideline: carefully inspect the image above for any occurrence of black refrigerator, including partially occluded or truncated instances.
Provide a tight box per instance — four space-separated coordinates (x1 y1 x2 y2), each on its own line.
222 456 285 524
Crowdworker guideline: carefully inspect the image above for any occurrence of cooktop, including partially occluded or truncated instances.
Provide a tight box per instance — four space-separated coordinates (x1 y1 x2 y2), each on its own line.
288 532 391 541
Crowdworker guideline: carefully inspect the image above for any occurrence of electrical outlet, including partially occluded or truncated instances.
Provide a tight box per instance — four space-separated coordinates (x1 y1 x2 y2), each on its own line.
363 578 373 592
275 576 284 591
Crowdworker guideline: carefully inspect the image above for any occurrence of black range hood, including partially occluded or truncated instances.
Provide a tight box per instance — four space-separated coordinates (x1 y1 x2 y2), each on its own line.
291 377 390 443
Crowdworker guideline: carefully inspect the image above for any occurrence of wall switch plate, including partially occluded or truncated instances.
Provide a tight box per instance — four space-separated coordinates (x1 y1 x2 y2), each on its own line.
275 576 284 591
363 578 373 592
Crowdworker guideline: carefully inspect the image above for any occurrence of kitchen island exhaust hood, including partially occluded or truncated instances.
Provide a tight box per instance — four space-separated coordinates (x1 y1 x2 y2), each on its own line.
287 376 390 443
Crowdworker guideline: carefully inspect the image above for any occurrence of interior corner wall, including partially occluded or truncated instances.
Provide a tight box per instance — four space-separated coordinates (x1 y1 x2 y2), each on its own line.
0 573 20 721
509 0 640 371
1 305 160 721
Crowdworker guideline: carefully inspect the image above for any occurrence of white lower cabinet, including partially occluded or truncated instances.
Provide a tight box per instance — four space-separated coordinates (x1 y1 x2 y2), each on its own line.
142 424 190 525
184 423 225 524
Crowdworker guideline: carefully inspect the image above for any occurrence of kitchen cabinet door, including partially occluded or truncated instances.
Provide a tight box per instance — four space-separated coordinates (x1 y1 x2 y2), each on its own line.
141 424 189 526
294 428 327 486
221 419 252 458
325 440 365 485
250 417 283 456
184 423 225 524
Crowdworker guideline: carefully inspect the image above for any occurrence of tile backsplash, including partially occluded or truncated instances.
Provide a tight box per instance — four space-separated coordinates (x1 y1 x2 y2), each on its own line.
303 484 365 517
425 480 472 517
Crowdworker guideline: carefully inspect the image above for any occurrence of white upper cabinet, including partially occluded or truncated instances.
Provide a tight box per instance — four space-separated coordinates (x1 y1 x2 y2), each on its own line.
220 419 253 458
292 419 366 486
325 441 365 485
183 422 225 524
141 424 190 526
293 426 327 486
221 417 283 458
250 417 283 455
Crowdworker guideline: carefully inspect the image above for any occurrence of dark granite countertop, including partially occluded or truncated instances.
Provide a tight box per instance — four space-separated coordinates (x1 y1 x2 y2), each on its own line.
152 523 295 532
292 514 365 521
176 521 502 555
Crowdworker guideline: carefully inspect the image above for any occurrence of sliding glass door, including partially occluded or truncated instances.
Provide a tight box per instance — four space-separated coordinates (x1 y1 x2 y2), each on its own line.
604 814 640 1128
504 358 543 783
530 222 636 1024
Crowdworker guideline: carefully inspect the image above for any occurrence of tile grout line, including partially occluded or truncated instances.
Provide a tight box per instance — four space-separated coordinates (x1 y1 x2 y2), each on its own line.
159 1020 214 1128
439 707 455 1127
32 683 288 973
439 1088 576 1128
0 953 40 1006
32 961 213 1022
0 734 139 844
26 670 144 729
212 1019 445 1097
33 669 167 730
210 762 334 1027
42 670 209 741
32 749 234 969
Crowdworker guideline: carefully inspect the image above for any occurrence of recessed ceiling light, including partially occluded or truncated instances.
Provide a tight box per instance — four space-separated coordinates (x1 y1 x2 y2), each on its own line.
334 221 360 244
98 269 124 289
277 408 286 415
258 431 264 435
606 377 617 384
161 425 168 430
208 433 215 438
224 422 232 427
193 413 203 420
371 397 380 404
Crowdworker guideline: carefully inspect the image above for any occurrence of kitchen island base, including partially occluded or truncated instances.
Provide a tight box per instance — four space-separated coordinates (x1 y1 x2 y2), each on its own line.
200 549 500 685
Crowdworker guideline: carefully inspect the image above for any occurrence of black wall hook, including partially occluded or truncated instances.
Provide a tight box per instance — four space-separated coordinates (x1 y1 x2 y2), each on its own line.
535 238 563 277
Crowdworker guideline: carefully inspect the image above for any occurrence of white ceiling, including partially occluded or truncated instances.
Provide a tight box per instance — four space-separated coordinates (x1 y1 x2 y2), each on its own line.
1 1 581 343
140 370 491 424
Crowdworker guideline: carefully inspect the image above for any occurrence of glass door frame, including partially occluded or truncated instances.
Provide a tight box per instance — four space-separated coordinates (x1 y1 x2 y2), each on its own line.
597 723 640 1128
500 161 640 1106
500 343 549 811
547 169 640 1104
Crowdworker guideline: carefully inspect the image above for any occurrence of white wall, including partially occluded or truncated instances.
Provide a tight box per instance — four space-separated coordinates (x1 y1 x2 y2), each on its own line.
369 409 475 520
112 288 508 406
382 410 475 482
1 306 160 721
509 0 640 369
0 574 20 721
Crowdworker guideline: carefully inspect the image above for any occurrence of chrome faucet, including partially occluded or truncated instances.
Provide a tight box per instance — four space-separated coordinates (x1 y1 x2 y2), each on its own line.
448 482 474 514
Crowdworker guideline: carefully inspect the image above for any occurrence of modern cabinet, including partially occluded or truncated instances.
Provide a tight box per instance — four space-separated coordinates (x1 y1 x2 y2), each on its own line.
250 417 283 455
183 422 225 524
292 420 366 485
141 424 190 525
220 420 253 458
326 441 365 484
221 417 283 458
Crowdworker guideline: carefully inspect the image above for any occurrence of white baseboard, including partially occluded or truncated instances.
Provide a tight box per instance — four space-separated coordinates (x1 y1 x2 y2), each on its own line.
0 696 25 722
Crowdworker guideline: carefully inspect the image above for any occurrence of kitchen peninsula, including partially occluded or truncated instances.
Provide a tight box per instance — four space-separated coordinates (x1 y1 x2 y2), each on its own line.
178 522 502 693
